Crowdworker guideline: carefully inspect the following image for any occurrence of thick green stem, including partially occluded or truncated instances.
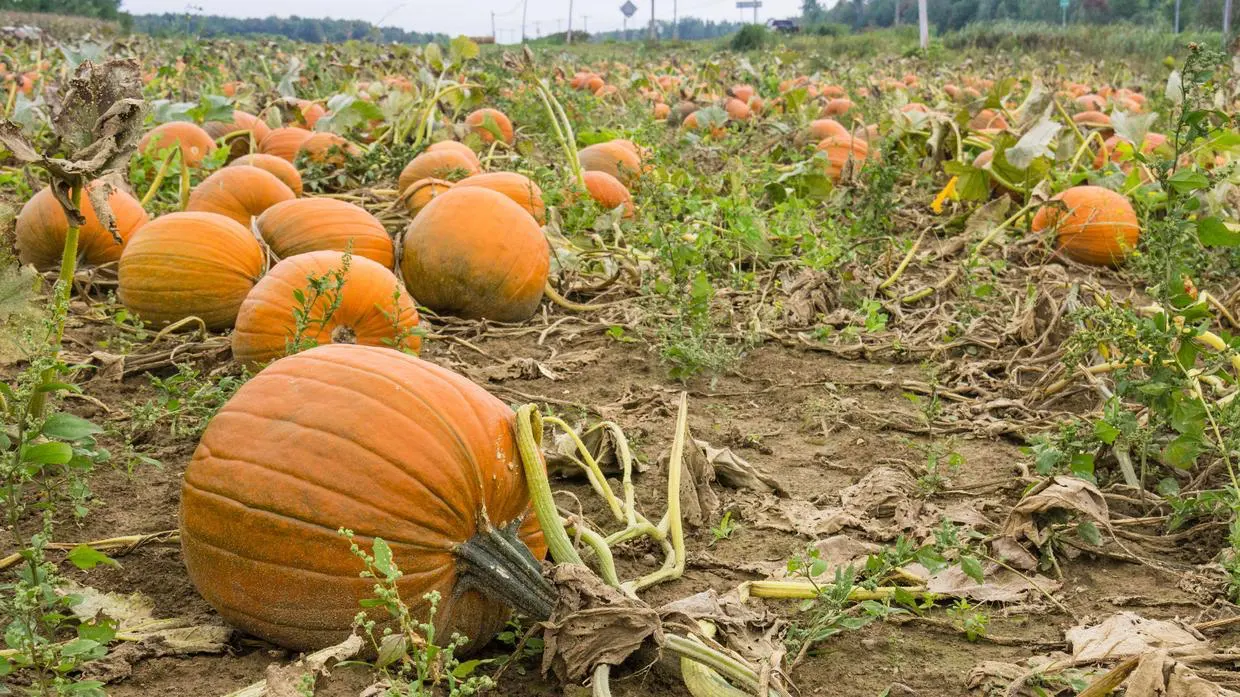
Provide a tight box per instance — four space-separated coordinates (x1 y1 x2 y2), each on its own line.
628 392 688 592
178 154 191 210
29 183 84 419
454 521 557 621
515 405 586 567
140 149 176 207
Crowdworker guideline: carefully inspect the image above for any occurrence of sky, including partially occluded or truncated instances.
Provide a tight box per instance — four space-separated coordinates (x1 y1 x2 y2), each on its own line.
119 0 804 42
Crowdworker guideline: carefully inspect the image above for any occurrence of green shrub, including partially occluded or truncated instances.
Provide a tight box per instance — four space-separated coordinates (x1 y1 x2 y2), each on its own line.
729 24 769 51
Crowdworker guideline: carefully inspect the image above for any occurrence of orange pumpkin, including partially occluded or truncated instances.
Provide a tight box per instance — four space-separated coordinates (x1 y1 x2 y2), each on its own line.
186 166 296 228
807 118 851 142
403 178 454 216
427 140 481 165
1075 94 1106 112
256 198 394 267
822 98 853 117
1094 133 1168 170
139 122 217 167
454 172 546 224
400 187 548 322
1072 110 1112 130
229 154 304 196
969 109 1009 131
582 171 634 219
465 108 515 145
202 110 271 157
653 103 671 120
816 135 870 182
725 98 752 122
118 212 264 330
579 141 642 186
15 183 149 271
293 99 326 129
260 127 315 163
730 84 755 102
181 343 549 651
231 251 420 367
398 149 482 195
1031 186 1139 266
298 132 361 165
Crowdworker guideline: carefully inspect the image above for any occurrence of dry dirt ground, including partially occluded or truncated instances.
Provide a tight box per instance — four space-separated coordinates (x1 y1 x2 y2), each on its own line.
23 292 1234 697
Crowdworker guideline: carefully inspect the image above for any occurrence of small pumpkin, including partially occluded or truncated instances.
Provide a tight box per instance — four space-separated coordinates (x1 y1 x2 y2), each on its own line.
16 183 149 271
229 154 304 196
578 141 642 186
181 343 549 651
1031 185 1139 266
400 187 548 323
465 108 515 145
582 171 634 219
807 118 850 142
231 251 420 368
724 98 752 122
822 98 853 117
402 178 454 216
968 109 1009 131
202 110 271 161
427 140 481 165
454 172 546 224
256 198 394 267
260 127 315 163
186 166 296 228
653 103 671 120
298 132 361 165
138 122 217 167
118 212 264 330
397 149 481 195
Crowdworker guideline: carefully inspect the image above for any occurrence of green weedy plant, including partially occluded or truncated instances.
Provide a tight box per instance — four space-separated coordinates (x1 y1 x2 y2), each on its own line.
126 364 249 441
285 251 353 357
340 531 494 697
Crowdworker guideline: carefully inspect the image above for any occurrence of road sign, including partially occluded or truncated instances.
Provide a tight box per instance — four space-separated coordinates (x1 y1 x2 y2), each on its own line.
736 1 762 7
620 1 637 17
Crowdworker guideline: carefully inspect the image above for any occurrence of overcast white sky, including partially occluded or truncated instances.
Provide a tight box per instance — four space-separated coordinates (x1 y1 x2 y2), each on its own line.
120 0 804 42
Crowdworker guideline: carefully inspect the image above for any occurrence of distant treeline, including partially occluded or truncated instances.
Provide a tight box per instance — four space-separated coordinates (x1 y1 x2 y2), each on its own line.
130 13 448 44
0 0 120 19
591 18 749 41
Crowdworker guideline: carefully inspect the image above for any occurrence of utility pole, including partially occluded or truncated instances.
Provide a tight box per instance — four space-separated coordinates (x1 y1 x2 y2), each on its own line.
894 0 900 25
650 0 656 40
557 19 562 34
583 14 589 33
521 0 528 41
1174 0 1181 33
917 0 928 48
1225 0 1233 44
491 11 497 41
753 2 758 23
673 0 679 39
568 0 574 43
534 20 541 37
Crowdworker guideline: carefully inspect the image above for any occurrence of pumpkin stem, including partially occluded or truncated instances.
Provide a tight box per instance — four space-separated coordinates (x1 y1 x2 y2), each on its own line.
330 324 357 344
455 519 556 622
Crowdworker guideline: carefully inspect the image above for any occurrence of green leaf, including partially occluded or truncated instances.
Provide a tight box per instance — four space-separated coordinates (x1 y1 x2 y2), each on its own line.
21 441 73 465
1198 217 1240 247
453 658 488 678
66 545 119 571
58 638 103 658
959 555 985 584
1093 420 1120 445
371 538 395 579
1163 433 1204 469
77 617 118 645
1005 117 1061 170
1076 521 1103 545
0 263 39 322
1069 452 1095 479
1168 169 1209 195
914 546 948 574
449 36 480 64
42 413 102 441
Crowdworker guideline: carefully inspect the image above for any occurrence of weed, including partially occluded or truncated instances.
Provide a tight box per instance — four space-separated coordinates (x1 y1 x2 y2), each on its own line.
709 511 739 544
127 364 248 440
286 251 352 356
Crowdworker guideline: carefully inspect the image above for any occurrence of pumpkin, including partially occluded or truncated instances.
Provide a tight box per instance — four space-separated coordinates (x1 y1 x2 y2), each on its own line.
203 110 271 161
807 118 850 142
454 172 546 224
403 178 454 216
298 132 361 165
1094 132 1168 170
822 98 853 117
969 109 1009 131
579 141 642 186
816 136 870 183
186 166 296 228
229 154 304 196
730 84 755 102
427 140 481 165
820 85 846 99
16 183 149 271
582 171 634 219
1075 94 1106 111
725 98 752 122
118 212 264 330
256 198 394 267
293 99 326 129
231 251 420 367
260 127 315 163
138 122 217 167
465 108 515 145
397 149 481 195
1031 185 1139 266
653 103 671 120
400 187 548 322
180 343 549 651
1072 110 1112 130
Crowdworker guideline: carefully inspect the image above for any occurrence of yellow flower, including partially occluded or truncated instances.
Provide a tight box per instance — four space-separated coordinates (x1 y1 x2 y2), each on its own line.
931 175 959 214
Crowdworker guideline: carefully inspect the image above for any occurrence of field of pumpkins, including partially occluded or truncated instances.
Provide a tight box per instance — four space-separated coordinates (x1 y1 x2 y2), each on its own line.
2 22 1240 697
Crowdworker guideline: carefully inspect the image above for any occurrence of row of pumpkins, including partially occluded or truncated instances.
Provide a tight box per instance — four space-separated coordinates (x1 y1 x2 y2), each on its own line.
15 108 648 368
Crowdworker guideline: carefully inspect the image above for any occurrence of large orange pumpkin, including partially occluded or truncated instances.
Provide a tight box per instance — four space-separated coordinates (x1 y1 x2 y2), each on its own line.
579 141 642 186
260 127 315 163
454 172 546 224
229 154 304 196
202 110 271 161
807 118 850 142
427 140 481 165
186 166 296 228
256 198 394 267
816 135 870 182
400 187 548 322
138 122 217 167
582 171 634 219
298 132 361 165
465 108 515 145
1031 186 1140 266
397 149 481 195
16 183 149 271
231 251 420 367
118 212 264 330
180 343 550 651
